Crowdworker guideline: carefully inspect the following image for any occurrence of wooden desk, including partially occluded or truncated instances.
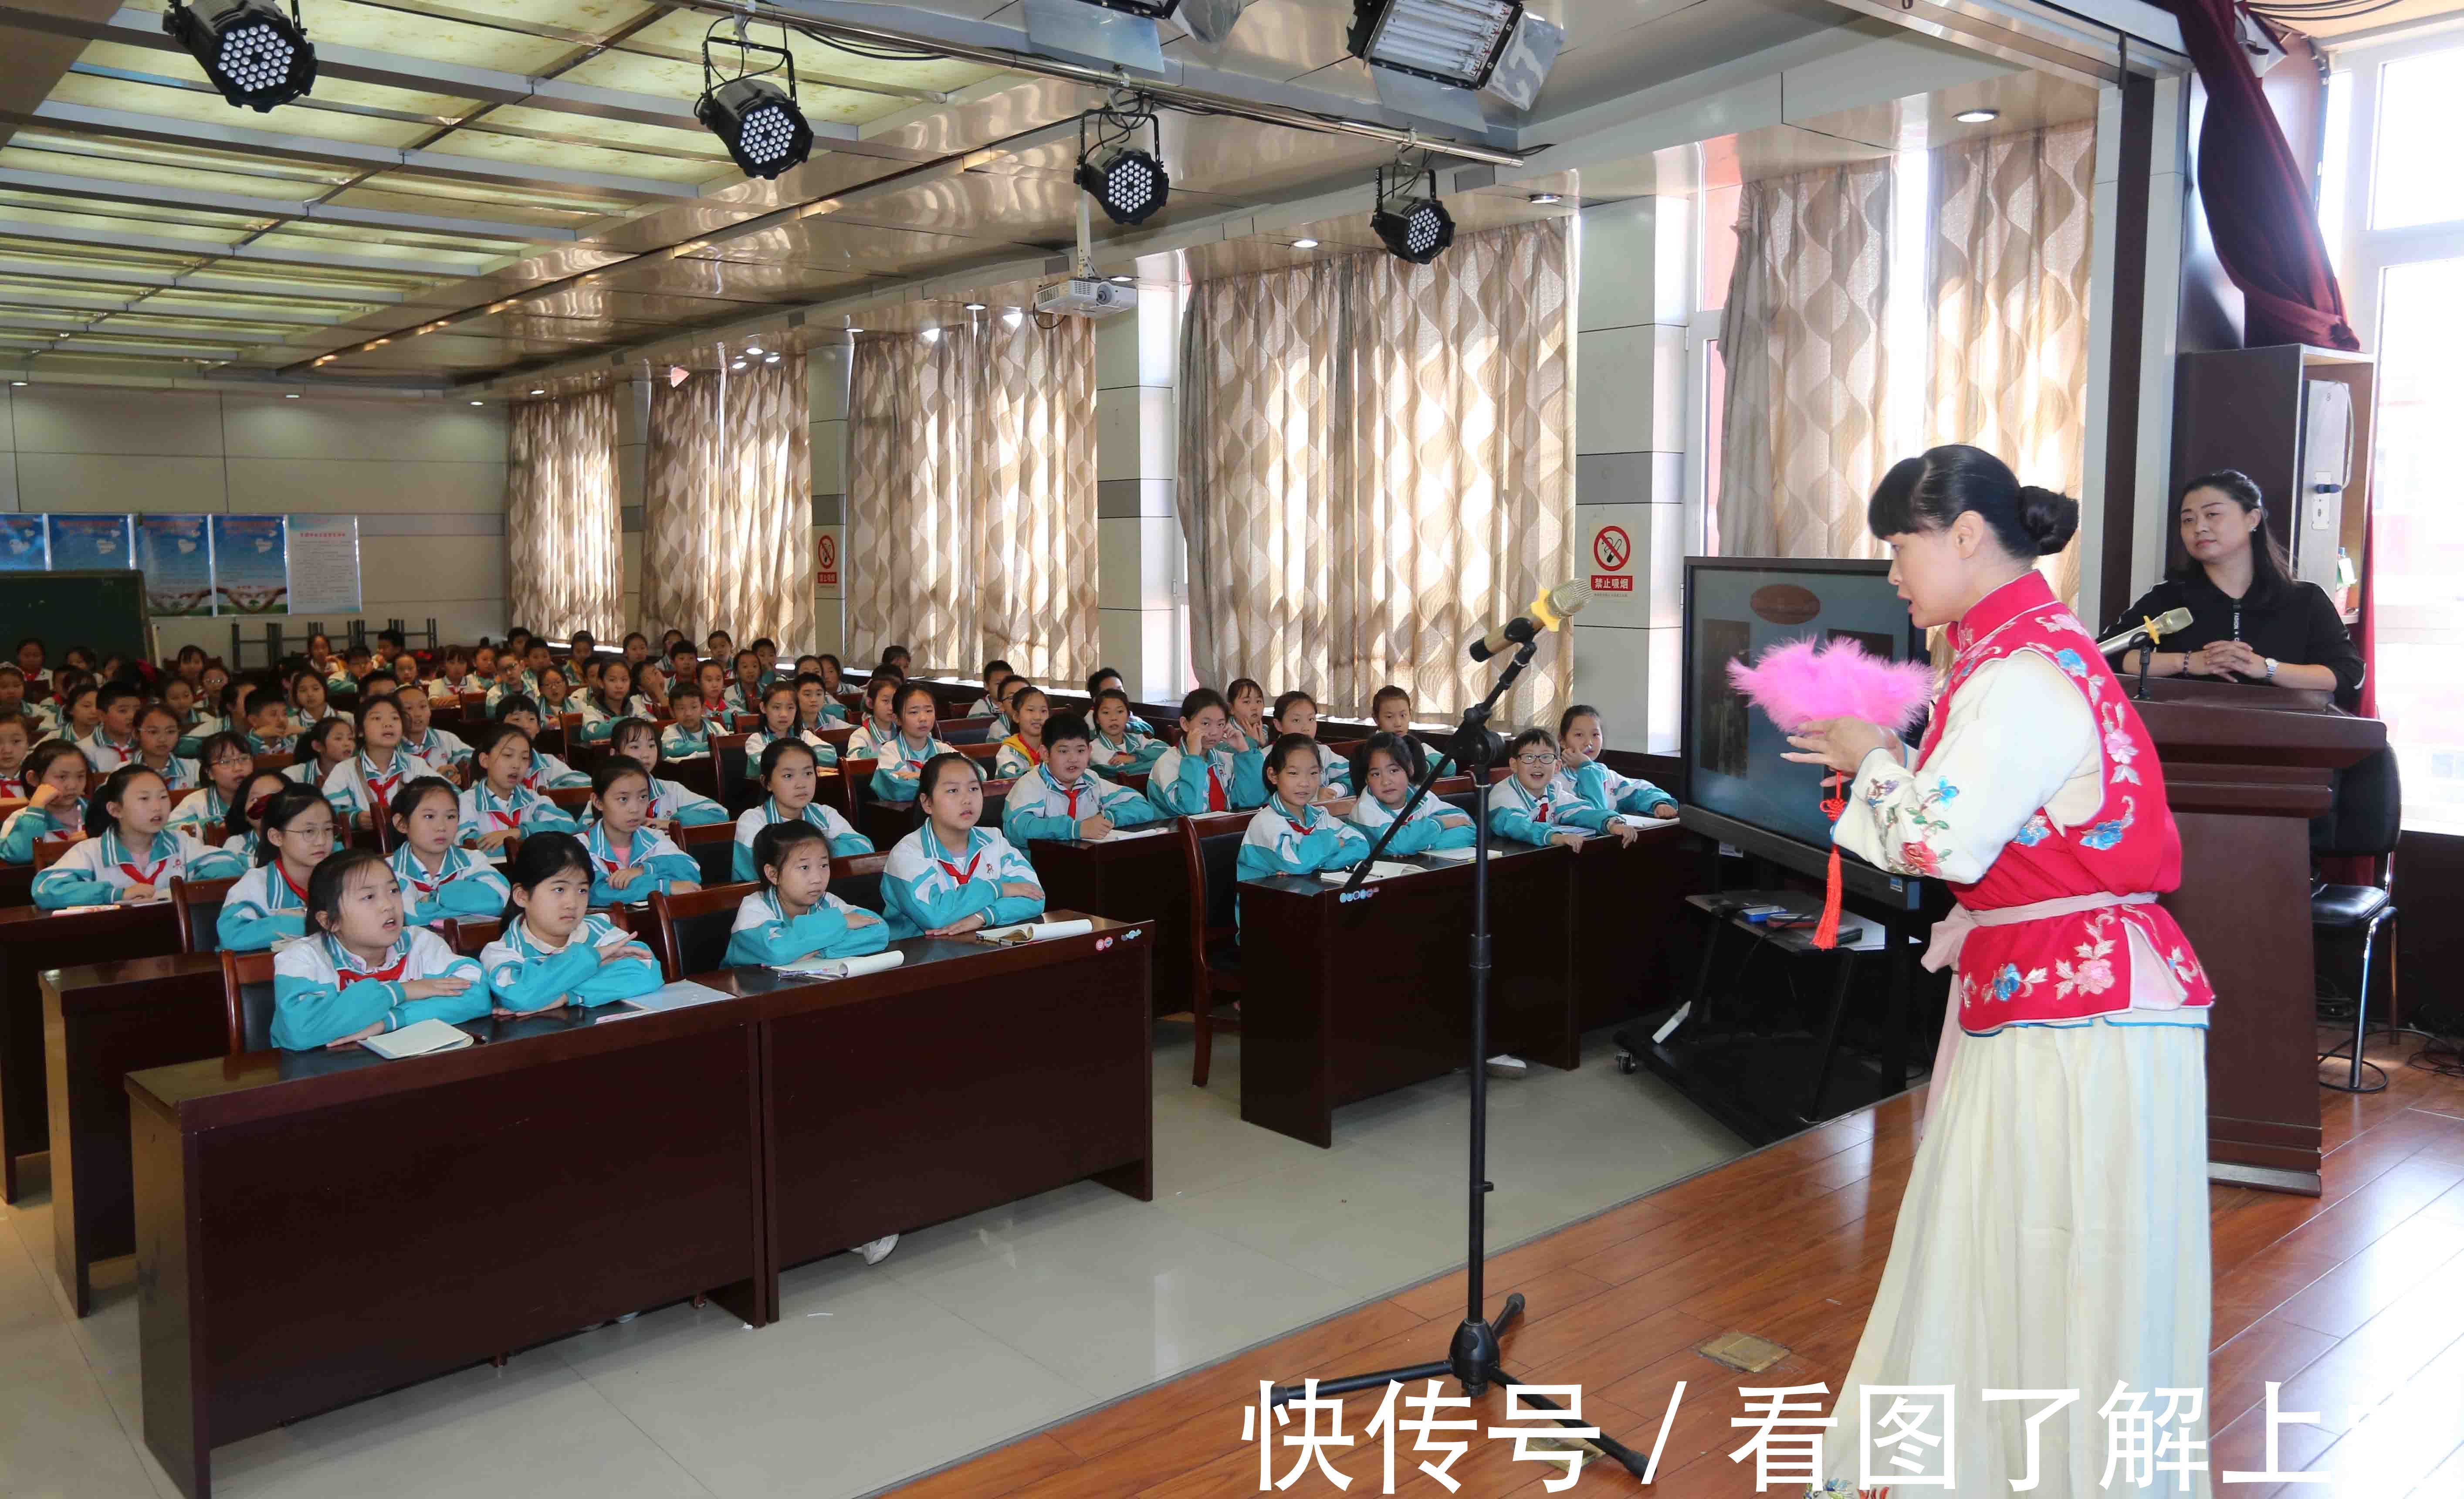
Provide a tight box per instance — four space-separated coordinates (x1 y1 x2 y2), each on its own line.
1236 846 1576 1147
1024 816 1243 1017
128 914 1152 1499
0 901 184 1203
44 954 226 1315
1559 824 1705 1032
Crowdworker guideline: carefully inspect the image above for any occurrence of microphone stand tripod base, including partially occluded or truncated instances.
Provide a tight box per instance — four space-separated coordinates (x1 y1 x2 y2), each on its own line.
1267 635 1654 1482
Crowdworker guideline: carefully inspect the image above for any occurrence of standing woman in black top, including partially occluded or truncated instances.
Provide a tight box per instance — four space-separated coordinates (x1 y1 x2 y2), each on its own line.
2107 469 2366 708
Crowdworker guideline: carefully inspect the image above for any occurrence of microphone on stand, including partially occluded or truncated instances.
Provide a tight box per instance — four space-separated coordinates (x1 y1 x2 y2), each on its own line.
2094 606 2194 656
1469 580 1592 662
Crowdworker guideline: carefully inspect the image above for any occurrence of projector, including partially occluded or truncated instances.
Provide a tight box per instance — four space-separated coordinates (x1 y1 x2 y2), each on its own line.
1034 278 1138 319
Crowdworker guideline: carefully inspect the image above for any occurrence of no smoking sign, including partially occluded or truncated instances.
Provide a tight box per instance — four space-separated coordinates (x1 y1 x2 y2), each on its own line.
1590 525 1632 593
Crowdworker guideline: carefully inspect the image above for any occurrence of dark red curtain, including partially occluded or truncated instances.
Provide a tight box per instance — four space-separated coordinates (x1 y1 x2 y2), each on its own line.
2168 0 2361 349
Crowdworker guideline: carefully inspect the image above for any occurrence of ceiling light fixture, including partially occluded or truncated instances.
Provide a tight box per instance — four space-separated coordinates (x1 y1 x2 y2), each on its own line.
163 0 317 113
696 20 813 181
283 391 298 398
1372 162 1455 266
963 302 988 311
1954 107 2000 124
1347 0 1519 89
745 343 763 356
1109 274 1135 285
469 399 483 405
529 387 545 395
1291 237 1320 249
1527 191 1562 204
730 359 747 371
764 353 780 363
1076 98 1170 226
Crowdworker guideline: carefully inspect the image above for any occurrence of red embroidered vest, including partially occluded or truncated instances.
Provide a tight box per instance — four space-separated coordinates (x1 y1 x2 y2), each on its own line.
1924 572 2214 1030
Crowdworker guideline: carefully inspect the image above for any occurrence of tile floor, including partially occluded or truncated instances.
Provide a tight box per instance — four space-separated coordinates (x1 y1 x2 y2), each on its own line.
0 1024 1744 1499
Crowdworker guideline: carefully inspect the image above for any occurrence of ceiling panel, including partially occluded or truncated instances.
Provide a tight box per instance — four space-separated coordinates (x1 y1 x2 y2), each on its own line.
555 255 878 303
687 217 1044 275
555 9 1006 123
414 124 726 185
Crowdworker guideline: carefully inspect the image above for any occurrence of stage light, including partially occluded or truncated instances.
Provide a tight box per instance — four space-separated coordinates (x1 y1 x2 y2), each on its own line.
696 23 813 180
162 0 317 113
1076 100 1169 226
1954 107 2000 124
1372 166 1454 265
1347 0 1520 89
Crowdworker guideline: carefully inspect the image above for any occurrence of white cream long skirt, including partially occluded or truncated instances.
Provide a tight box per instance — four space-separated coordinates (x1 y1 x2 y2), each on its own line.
1815 1019 2212 1498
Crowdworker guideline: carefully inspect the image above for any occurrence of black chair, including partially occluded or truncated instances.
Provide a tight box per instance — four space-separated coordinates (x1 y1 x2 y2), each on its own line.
829 852 891 921
219 950 278 1055
714 733 759 816
2313 745 2402 1093
1173 814 1251 1088
170 875 238 954
646 883 756 981
677 821 738 885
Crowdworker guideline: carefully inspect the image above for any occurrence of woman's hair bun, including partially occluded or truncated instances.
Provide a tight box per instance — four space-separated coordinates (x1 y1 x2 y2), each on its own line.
2015 485 2079 556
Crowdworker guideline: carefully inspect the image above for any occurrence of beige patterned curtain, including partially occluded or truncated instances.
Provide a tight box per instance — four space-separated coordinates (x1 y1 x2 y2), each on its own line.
640 356 813 651
1179 219 1576 725
845 319 1096 680
1930 122 2097 605
505 389 621 639
1718 160 1896 559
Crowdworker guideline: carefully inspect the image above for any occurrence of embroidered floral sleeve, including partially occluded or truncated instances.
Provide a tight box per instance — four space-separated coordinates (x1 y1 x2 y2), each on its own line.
1834 651 2096 885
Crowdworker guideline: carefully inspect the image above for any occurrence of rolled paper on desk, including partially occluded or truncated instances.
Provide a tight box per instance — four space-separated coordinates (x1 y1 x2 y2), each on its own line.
778 950 906 979
976 919 1094 945
359 1018 475 1058
1092 827 1171 843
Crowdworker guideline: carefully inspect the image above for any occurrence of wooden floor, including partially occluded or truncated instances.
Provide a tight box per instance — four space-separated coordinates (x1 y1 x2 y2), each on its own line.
893 1027 2464 1498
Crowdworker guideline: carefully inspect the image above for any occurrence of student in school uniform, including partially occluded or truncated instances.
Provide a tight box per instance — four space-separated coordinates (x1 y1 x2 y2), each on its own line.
868 681 958 805
4 741 86 864
288 717 356 793
41 682 98 750
748 637 781 692
968 660 1015 726
660 684 716 762
325 644 372 696
220 769 291 860
727 820 892 968
387 776 511 928
480 832 664 1015
244 692 296 757
467 644 501 693
1224 678 1272 753
286 671 333 736
794 671 849 734
1086 688 1167 779
161 675 220 758
1345 732 1476 855
815 654 851 711
703 628 734 664
396 688 470 778
1553 704 1678 822
604 721 728 831
491 697 589 789
1234 733 1371 902
574 659 648 744
268 848 487 1051
0 666 55 740
300 632 335 686
1147 688 1267 817
129 703 198 792
992 686 1053 779
457 722 580 851
0 712 34 800
578 759 702 908
217 785 339 950
1486 729 1638 848
1370 685 1452 779
322 695 437 829
31 765 244 908
723 649 766 719
426 647 475 702
1267 691 1350 798
1001 712 1163 845
877 644 913 678
169 732 254 838
731 738 870 881
634 661 670 719
72 682 144 773
619 632 650 673
692 660 732 727
534 666 581 720
1085 669 1156 736
746 681 839 765
666 641 701 694
14 637 49 704
880 753 1045 939
845 677 903 761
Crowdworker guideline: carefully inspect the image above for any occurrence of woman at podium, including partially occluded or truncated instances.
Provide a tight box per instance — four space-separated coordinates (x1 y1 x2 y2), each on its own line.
2107 468 2363 709
1782 445 2215 1498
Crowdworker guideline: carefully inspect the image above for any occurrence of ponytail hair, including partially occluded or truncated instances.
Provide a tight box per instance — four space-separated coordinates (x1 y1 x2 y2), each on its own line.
2170 468 2295 605
1866 444 2078 559
87 764 168 837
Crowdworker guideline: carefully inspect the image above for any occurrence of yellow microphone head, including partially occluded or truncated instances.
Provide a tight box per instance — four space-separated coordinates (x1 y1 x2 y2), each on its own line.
1529 580 1592 632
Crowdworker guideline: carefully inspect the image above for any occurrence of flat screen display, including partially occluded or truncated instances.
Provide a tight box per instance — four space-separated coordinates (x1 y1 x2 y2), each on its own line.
1683 558 1930 854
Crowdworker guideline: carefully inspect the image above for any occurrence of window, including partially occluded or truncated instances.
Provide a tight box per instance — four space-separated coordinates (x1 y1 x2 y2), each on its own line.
2325 36 2464 834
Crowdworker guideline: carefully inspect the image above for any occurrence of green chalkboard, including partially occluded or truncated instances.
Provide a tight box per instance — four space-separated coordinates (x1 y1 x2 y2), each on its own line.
0 570 152 662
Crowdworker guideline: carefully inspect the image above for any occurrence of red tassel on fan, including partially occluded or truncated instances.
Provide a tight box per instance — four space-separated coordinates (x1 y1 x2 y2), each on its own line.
1814 772 1847 949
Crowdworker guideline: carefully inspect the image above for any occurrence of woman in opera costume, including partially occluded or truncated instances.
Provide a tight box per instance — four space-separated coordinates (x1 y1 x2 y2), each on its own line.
1786 446 2214 1499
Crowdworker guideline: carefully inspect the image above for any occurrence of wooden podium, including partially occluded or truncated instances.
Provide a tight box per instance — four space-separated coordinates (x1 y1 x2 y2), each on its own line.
2136 676 2384 1195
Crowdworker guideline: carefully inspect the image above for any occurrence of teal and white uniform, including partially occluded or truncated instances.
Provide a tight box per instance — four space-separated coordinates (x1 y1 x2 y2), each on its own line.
880 824 1043 939
173 712 224 759
217 861 315 950
480 912 661 1013
1146 742 1266 817
72 729 139 775
644 776 729 829
130 755 199 792
322 748 440 821
1235 802 1370 885
730 798 870 882
245 730 295 756
167 783 236 838
1346 789 1476 855
0 801 81 864
1001 765 1162 845
659 722 713 761
457 782 576 844
580 820 698 907
1087 726 1166 779
33 826 243 908
867 733 956 804
403 724 471 768
724 887 891 968
517 750 588 791
1486 777 1614 845
1552 760 1677 820
844 721 900 760
745 726 838 766
270 928 486 1051
574 693 649 743
391 841 511 928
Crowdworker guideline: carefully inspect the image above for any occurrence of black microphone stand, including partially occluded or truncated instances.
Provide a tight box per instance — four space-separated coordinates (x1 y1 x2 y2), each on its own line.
1269 627 1654 1481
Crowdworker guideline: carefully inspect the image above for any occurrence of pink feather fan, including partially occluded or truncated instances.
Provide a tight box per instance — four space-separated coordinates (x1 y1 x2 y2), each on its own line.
1725 635 1934 736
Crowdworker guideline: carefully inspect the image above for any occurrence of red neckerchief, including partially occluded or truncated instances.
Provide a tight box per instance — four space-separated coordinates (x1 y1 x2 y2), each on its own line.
1008 736 1043 769
1062 780 1083 819
1283 807 1315 838
277 861 312 906
595 829 636 872
115 834 171 886
362 755 403 816
932 835 982 886
1202 753 1227 812
336 946 409 988
0 770 23 798
401 848 447 895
